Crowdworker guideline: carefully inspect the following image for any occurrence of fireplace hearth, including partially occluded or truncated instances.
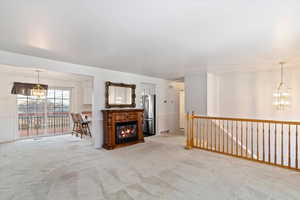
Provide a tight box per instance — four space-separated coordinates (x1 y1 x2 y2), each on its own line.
116 121 138 144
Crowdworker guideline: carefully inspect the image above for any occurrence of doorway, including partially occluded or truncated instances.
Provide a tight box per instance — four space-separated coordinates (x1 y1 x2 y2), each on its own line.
17 88 71 137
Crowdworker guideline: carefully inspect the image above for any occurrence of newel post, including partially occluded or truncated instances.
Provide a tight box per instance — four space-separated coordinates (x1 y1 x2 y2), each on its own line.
185 111 195 150
185 112 191 149
191 111 195 147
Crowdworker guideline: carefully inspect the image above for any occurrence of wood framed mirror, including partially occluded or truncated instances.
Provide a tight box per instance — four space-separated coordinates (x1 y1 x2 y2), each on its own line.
105 81 136 108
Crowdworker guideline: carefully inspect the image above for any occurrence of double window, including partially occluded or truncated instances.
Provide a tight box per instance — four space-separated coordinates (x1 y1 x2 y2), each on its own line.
17 88 71 137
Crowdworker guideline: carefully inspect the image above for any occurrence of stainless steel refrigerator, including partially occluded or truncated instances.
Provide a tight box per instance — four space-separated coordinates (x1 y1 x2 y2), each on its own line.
141 94 156 136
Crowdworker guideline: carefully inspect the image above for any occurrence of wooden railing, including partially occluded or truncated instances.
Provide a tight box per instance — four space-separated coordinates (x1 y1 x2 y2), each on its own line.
18 112 71 137
186 112 300 171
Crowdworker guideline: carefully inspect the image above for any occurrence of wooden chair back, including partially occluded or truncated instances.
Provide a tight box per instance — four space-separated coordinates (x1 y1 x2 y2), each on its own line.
73 113 91 138
70 113 77 123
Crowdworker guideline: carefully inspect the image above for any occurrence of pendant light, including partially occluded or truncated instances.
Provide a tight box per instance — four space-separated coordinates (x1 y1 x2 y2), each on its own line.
31 70 47 98
273 62 291 110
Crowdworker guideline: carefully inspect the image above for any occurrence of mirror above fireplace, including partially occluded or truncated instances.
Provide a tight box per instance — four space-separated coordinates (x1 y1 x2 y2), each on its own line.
105 81 136 108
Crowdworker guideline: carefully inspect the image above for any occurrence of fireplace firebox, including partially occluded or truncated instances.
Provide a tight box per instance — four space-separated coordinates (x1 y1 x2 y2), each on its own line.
116 121 138 144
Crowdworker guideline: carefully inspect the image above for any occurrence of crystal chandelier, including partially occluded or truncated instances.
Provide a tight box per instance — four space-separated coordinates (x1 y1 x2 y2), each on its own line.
31 70 47 98
273 62 291 110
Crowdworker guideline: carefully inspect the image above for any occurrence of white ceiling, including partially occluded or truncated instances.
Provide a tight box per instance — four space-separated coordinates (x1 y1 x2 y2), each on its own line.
0 0 300 79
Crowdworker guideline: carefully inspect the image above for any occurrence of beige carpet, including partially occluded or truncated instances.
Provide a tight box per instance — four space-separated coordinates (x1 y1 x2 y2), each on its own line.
0 135 300 200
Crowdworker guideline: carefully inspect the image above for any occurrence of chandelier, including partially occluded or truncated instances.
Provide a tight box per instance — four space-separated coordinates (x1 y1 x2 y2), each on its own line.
31 70 47 98
273 62 291 110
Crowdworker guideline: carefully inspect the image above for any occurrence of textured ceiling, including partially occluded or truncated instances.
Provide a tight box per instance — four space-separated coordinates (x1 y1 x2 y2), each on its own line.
0 0 300 79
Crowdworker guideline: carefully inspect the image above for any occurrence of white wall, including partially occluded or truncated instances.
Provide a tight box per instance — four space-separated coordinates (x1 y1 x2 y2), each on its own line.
185 68 299 121
207 73 220 116
0 79 18 143
0 50 179 147
185 73 207 115
213 68 299 121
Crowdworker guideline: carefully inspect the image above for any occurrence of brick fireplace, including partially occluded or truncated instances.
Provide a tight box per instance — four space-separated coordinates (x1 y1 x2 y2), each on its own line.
102 109 144 150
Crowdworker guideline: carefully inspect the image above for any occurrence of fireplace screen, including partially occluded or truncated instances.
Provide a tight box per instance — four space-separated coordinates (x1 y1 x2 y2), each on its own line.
115 121 138 144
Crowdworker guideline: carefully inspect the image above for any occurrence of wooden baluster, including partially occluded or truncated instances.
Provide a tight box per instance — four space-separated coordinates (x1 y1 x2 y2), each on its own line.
241 121 243 157
268 123 271 163
263 123 265 162
211 119 213 150
288 124 291 168
219 120 221 152
203 119 205 148
296 125 298 169
200 119 202 148
187 112 189 147
202 119 204 148
204 118 206 149
215 119 217 151
198 119 201 148
227 120 229 154
208 119 210 149
196 119 199 148
194 119 197 147
185 112 190 149
191 112 194 147
198 119 200 148
251 122 254 159
204 119 206 149
199 119 201 148
191 114 193 148
189 113 192 148
207 119 209 150
274 124 277 165
220 120 222 152
231 121 234 155
189 115 192 147
206 119 209 149
236 121 238 156
281 123 284 166
201 119 203 148
257 122 259 160
190 113 193 147
206 119 208 149
222 120 225 152
246 122 248 158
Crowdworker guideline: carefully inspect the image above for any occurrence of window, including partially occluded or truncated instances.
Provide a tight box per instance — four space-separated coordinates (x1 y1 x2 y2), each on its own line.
17 88 71 137
46 89 71 135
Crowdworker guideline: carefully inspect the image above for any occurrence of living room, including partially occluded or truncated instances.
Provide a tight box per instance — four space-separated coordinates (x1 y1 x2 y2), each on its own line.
1 1 300 200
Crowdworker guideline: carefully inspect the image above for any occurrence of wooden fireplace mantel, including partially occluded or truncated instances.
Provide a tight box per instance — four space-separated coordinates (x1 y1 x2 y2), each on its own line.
101 109 144 150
